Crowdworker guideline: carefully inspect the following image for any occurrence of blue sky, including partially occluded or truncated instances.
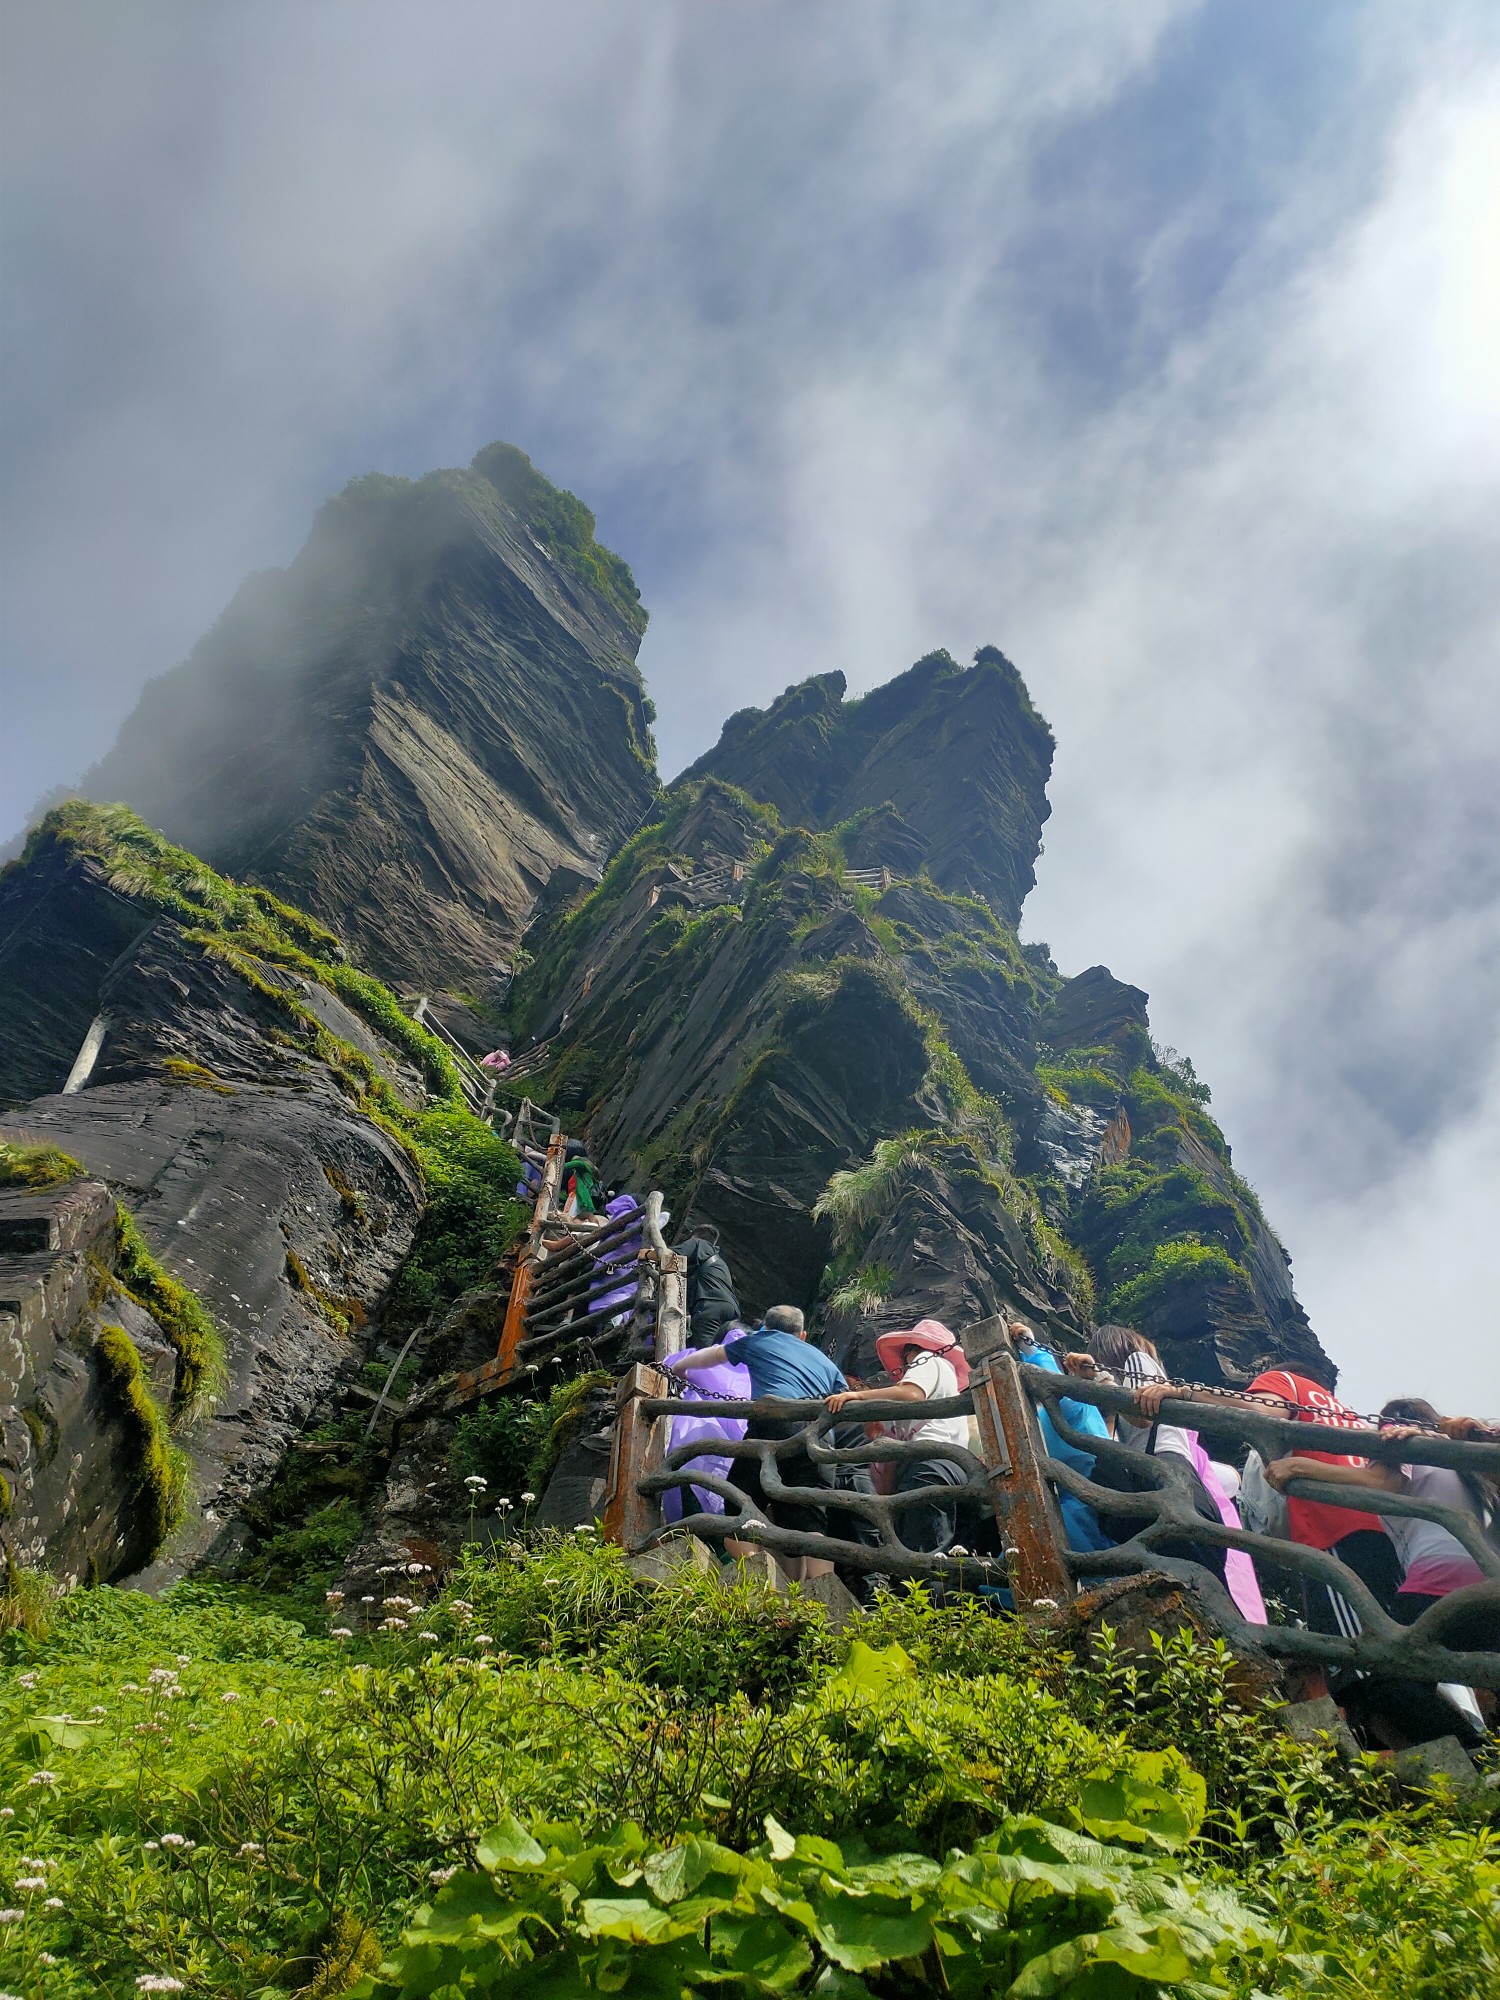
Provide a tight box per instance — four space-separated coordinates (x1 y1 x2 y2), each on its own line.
3 1 1497 1407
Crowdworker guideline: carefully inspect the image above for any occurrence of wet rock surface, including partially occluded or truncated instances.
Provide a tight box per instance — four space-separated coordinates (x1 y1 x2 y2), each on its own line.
3 1081 421 1585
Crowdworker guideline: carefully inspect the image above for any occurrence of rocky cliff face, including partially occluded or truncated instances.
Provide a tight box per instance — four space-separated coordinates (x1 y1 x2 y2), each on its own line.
683 648 1052 928
82 445 659 994
0 806 433 1582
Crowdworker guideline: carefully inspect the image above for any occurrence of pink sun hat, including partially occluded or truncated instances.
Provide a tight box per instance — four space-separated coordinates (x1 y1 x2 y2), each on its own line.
874 1319 971 1391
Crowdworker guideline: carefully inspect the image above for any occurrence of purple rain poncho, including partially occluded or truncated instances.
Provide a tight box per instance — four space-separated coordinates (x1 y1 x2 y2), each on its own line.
662 1357 752 1522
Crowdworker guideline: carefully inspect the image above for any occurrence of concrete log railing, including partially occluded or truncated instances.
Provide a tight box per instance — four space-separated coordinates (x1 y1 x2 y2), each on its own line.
599 1317 1500 1689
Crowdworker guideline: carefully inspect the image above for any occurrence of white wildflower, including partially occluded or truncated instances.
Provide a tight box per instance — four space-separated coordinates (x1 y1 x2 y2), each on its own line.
142 1841 159 1851
520 1492 536 1504
1031 1596 1059 1611
27 1772 56 1787
378 1617 408 1632
262 1718 278 1729
89 1704 107 1715
44 1897 63 1910
463 1475 488 1490
119 1681 141 1692
220 1691 241 1703
0 1809 13 1819
420 1632 439 1642
14 1878 46 1891
0 1909 23 1923
136 1978 187 1994
237 1841 263 1857
331 1627 354 1639
360 1595 376 1604
494 1498 513 1513
39 1952 59 1964
159 1834 189 1849
473 1634 494 1647
383 1594 414 1610
175 1654 191 1667
146 1668 178 1687
407 1561 427 1574
948 1545 970 1558
325 1589 345 1603
15 1673 37 1691
450 1599 473 1614
429 1864 459 1884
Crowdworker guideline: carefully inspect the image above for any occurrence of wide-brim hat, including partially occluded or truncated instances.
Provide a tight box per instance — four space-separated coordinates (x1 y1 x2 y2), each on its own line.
875 1319 970 1390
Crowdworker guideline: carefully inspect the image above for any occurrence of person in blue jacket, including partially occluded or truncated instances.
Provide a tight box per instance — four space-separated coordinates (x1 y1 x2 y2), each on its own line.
1006 1319 1113 1555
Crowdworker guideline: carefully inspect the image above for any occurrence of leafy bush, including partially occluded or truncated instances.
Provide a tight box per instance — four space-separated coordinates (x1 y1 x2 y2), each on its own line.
602 1565 838 1707
93 1323 189 1558
354 1807 1264 1998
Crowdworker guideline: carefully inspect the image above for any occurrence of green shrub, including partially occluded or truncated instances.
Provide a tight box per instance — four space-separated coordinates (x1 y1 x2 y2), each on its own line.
0 1140 85 1188
353 1805 1264 1999
450 1396 549 1496
93 1324 189 1558
602 1566 838 1708
1109 1238 1256 1325
113 1205 226 1417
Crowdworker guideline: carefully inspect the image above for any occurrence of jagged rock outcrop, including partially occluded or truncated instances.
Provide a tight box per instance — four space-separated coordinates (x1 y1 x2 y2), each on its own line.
684 649 1052 927
0 1177 180 1581
82 444 659 994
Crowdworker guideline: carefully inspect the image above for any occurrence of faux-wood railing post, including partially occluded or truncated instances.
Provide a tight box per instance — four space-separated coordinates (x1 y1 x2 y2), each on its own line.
602 1364 669 1549
971 1346 1074 1607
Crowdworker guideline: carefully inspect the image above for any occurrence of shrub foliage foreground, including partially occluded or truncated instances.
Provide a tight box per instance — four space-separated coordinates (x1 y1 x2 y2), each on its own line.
0 1536 1495 1997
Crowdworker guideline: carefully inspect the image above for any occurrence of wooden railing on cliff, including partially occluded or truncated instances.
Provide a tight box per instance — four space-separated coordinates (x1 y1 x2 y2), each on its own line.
600 1319 1500 1691
448 1134 678 1410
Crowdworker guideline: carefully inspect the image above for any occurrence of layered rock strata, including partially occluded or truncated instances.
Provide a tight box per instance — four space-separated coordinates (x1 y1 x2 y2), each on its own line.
82 444 659 994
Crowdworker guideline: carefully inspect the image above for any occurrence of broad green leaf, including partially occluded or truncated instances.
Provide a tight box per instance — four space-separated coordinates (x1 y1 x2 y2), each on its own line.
477 1816 548 1872
712 1911 815 1987
765 1816 797 1862
28 1713 102 1751
830 1638 916 1699
1076 1750 1207 1851
580 1893 703 1944
812 1891 935 1972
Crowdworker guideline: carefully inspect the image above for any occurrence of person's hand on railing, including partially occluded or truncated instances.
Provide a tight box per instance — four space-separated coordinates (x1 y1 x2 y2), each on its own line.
1133 1378 1175 1419
1061 1351 1098 1379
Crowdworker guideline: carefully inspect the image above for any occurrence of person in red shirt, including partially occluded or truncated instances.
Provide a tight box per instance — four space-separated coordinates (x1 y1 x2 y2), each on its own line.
1135 1362 1401 1636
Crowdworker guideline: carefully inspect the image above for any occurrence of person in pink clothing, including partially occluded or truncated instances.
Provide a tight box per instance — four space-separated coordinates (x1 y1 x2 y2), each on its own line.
827 1320 971 1554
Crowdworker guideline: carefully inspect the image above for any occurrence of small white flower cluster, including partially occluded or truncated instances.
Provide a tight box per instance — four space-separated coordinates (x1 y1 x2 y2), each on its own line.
136 1977 186 1994
236 1841 263 1859
13 1877 47 1892
428 1864 459 1885
0 1909 24 1924
15 1672 38 1692
159 1833 195 1851
325 1589 345 1604
220 1691 241 1704
463 1474 488 1491
378 1617 408 1633
520 1491 537 1505
146 1667 179 1687
27 1772 56 1788
331 1627 354 1640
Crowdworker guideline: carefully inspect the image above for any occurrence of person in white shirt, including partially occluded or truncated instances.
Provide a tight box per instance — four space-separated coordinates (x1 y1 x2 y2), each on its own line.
827 1319 970 1554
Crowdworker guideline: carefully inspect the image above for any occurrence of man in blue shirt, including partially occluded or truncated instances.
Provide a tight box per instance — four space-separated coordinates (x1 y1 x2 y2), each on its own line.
667 1305 847 1579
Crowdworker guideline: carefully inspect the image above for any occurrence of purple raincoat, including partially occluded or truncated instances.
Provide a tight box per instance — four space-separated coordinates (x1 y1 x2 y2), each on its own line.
662 1358 751 1521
